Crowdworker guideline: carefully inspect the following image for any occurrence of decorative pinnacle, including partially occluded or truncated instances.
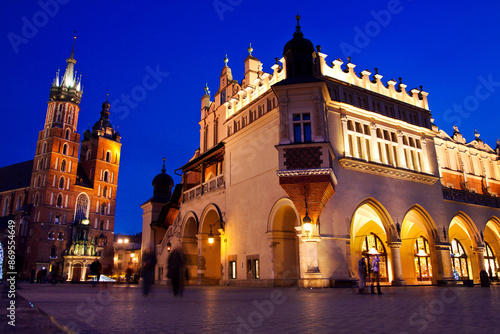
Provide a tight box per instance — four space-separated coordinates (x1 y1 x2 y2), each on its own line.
224 54 228 66
374 68 378 74
70 31 76 59
294 12 303 38
248 43 253 56
162 157 166 173
204 83 210 96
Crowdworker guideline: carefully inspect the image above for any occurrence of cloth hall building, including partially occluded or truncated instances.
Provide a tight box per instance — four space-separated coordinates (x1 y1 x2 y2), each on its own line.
0 40 121 281
143 18 500 288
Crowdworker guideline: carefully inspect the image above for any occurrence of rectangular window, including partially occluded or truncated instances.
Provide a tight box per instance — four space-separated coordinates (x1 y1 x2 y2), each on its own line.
247 255 260 279
292 113 312 143
229 261 237 279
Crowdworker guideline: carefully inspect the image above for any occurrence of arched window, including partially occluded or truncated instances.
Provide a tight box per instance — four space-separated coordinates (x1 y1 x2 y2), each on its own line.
58 232 64 240
56 194 63 208
36 175 41 188
75 193 90 221
34 193 39 206
414 236 432 281
61 160 67 172
62 144 68 155
103 171 109 182
361 233 388 282
42 142 47 154
100 220 104 230
484 242 499 278
48 231 54 239
65 129 70 140
50 245 57 258
106 151 111 162
86 150 91 161
68 107 72 124
101 203 107 215
16 195 23 210
2 197 9 216
103 186 107 198
59 177 65 189
450 239 469 279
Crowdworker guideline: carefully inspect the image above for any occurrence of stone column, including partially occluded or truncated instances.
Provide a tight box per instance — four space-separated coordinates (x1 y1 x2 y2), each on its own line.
370 123 381 162
195 233 205 285
474 246 486 272
295 225 328 288
397 131 407 168
434 243 454 282
341 115 351 157
389 242 406 286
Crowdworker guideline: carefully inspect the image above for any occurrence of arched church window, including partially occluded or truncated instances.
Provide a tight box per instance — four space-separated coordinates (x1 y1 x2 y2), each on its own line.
86 150 91 161
103 171 109 182
36 176 41 188
48 231 54 239
100 220 104 230
16 195 22 210
59 177 65 189
65 129 70 140
34 193 39 206
61 160 66 172
450 239 469 279
68 107 72 124
100 203 107 215
361 233 388 281
2 198 9 216
62 144 68 155
103 186 107 198
58 232 64 240
106 151 111 163
56 194 63 208
42 142 47 154
75 193 89 221
414 236 432 281
484 242 499 278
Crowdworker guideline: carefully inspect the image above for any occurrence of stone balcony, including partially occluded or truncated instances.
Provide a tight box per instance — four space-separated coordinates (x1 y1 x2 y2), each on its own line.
183 174 225 202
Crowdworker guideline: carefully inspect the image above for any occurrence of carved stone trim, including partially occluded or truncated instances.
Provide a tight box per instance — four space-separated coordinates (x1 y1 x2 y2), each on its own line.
277 168 334 177
339 158 438 184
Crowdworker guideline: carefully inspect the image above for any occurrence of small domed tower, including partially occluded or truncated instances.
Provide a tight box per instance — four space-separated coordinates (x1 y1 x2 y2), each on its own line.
141 158 175 252
283 14 315 78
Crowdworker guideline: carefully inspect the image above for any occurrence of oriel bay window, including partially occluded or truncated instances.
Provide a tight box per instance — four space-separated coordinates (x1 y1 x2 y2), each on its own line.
292 113 311 143
414 236 432 281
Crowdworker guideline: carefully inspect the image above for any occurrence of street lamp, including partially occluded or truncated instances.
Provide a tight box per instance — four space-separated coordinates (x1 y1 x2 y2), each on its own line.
208 219 225 245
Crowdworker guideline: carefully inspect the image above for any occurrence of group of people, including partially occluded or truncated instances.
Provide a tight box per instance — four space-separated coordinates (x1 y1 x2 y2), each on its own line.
141 244 187 297
358 255 382 295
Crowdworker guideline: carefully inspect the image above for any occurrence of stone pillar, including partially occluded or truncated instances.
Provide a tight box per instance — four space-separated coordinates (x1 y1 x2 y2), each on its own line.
341 115 351 157
279 99 290 144
397 131 407 168
295 225 329 288
195 233 205 285
474 246 486 272
370 123 381 162
388 242 406 286
434 243 454 282
218 228 227 286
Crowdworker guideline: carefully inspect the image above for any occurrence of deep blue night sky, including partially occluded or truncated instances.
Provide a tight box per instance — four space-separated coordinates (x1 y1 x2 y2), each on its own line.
1 0 499 234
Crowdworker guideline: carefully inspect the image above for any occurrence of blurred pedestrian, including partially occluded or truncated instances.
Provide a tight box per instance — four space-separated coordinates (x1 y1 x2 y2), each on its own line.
36 269 42 284
358 257 367 294
167 245 186 297
90 259 102 287
371 255 382 295
125 267 133 286
141 246 157 296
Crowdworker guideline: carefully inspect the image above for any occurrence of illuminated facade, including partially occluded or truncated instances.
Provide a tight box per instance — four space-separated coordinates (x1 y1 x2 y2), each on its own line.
0 38 122 281
148 17 500 287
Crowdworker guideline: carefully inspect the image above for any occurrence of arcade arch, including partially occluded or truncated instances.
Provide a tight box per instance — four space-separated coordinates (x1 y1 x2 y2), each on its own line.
267 198 299 286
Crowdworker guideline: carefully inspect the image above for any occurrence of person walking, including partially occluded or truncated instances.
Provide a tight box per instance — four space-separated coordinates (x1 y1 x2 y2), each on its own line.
125 267 133 286
358 257 367 294
90 259 102 287
371 255 382 295
141 246 157 296
167 245 186 297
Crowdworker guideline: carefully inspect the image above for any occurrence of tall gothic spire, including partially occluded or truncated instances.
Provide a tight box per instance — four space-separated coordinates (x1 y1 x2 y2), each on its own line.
62 34 78 89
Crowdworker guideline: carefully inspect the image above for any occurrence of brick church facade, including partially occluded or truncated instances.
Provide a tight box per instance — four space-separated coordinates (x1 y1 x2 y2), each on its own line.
0 38 121 281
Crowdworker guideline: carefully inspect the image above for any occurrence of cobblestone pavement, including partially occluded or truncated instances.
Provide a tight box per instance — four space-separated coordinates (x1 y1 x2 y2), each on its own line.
7 282 500 334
